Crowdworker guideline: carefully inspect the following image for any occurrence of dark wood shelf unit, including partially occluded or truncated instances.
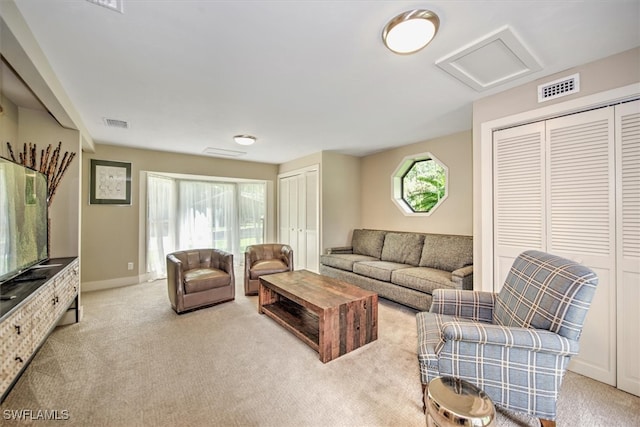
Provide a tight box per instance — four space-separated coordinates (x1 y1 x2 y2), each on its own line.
261 298 320 350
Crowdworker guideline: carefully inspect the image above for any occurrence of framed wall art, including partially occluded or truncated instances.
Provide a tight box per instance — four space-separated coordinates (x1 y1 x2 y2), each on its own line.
90 159 132 205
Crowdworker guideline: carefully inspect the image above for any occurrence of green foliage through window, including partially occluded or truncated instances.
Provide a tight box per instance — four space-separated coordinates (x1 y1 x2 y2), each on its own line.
402 159 446 213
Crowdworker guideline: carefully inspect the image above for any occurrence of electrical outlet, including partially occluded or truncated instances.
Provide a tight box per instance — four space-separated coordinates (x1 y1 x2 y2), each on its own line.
127 262 134 270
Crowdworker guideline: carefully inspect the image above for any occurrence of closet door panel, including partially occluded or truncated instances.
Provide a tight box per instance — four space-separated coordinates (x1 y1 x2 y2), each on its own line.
295 174 306 270
279 177 291 245
493 122 545 292
546 107 616 385
305 170 319 272
616 100 640 396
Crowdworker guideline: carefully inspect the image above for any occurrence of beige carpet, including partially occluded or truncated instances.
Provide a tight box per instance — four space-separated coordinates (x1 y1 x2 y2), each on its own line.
1 274 638 426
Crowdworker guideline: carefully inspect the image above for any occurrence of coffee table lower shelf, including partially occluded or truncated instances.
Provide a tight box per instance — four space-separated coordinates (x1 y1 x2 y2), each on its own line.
261 299 319 352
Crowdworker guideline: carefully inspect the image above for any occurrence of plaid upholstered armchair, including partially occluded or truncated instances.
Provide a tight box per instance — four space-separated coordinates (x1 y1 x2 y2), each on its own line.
416 250 598 427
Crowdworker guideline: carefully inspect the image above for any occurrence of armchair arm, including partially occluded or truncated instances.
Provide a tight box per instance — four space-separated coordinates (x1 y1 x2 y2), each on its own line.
166 254 185 293
441 320 579 356
166 254 185 312
280 245 294 270
215 250 234 275
430 289 495 323
451 265 474 290
325 246 353 254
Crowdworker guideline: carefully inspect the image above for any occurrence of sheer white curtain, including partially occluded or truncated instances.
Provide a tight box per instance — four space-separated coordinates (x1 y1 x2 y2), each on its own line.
146 174 175 279
178 181 237 255
238 182 266 254
146 175 266 275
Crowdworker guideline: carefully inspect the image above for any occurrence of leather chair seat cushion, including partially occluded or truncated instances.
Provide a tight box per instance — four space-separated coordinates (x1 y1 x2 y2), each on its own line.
249 259 289 279
183 268 230 293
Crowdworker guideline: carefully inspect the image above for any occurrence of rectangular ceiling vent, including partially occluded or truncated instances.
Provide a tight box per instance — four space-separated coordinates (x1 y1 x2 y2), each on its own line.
85 0 124 13
538 73 580 103
203 147 246 158
103 118 129 129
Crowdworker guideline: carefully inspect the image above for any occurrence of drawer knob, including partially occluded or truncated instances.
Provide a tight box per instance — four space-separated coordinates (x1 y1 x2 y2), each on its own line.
15 356 23 363
15 325 21 335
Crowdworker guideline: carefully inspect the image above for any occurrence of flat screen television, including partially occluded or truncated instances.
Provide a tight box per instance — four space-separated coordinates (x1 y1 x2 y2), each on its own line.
0 157 49 283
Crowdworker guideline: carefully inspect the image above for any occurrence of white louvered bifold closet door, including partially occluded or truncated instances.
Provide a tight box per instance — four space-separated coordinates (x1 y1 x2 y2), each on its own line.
304 169 319 272
546 107 616 385
493 122 546 291
615 99 640 396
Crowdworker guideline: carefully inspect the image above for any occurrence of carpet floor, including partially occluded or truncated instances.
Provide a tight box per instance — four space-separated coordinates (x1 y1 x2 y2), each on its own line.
1 274 638 426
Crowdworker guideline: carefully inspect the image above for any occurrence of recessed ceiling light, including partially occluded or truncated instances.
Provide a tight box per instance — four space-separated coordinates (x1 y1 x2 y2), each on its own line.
234 135 256 146
382 10 440 55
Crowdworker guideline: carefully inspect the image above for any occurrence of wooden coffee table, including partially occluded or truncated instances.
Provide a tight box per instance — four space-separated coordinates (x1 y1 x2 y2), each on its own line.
258 270 378 363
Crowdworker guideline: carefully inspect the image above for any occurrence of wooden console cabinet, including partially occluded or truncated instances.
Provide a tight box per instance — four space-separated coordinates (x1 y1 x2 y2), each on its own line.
0 257 79 402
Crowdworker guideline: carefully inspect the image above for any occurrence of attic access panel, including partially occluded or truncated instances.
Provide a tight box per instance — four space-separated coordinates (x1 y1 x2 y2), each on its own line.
436 26 542 92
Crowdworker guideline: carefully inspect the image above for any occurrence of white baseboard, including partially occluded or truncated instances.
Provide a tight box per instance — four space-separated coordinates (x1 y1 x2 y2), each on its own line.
82 274 147 292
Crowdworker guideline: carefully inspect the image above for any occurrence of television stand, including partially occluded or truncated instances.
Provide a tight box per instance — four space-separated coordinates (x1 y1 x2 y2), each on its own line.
0 257 79 403
12 275 48 283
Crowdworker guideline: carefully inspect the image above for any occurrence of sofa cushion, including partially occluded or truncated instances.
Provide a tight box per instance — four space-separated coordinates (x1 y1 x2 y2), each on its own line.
380 232 424 266
353 261 412 282
391 267 455 294
319 253 379 272
352 229 387 258
184 268 230 293
420 234 473 272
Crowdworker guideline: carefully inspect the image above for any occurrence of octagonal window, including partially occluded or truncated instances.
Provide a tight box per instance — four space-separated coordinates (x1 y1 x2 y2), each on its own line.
392 152 448 216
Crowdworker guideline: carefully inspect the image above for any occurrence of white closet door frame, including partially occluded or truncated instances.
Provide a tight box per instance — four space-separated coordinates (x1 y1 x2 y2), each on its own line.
479 83 640 292
277 165 320 271
615 100 640 396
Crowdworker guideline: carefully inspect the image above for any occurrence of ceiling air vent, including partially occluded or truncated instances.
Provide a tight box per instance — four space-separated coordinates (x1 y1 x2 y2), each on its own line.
203 147 246 158
538 73 580 103
85 0 124 13
103 118 129 129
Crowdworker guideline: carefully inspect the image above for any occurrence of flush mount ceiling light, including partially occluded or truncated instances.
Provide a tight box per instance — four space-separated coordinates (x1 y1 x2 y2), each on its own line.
234 135 256 146
382 10 440 54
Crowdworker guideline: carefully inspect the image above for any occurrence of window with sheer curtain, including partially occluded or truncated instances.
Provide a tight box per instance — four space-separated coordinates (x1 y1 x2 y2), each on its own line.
146 174 265 279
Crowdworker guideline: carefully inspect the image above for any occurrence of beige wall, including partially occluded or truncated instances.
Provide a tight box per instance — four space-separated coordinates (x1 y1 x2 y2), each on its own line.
0 95 19 143
320 151 361 250
82 144 279 288
472 47 640 288
278 151 362 251
360 130 473 236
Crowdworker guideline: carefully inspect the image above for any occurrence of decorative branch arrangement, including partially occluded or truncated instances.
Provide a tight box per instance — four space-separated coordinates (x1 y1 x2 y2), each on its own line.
5 141 76 207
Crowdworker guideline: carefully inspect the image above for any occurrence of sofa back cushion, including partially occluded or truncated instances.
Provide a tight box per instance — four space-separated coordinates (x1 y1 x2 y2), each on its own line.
351 229 386 258
380 232 424 266
419 234 473 272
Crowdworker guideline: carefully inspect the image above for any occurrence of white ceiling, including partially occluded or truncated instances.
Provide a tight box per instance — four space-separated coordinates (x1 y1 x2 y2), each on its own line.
6 0 640 164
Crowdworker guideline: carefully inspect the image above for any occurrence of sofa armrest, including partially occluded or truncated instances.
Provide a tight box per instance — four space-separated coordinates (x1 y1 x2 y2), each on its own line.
441 320 579 356
430 289 495 323
451 265 474 290
325 246 353 254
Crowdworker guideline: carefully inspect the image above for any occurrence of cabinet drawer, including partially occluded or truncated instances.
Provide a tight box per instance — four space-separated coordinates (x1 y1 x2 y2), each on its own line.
0 306 32 394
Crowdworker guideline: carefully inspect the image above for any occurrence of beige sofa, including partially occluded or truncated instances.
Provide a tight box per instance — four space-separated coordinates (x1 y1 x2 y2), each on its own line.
319 229 473 311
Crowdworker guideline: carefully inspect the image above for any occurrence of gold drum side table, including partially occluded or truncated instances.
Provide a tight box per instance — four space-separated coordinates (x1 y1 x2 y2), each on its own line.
426 376 496 427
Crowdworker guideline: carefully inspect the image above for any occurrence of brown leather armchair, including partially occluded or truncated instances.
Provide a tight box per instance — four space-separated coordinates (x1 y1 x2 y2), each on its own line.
244 244 293 295
166 248 235 314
